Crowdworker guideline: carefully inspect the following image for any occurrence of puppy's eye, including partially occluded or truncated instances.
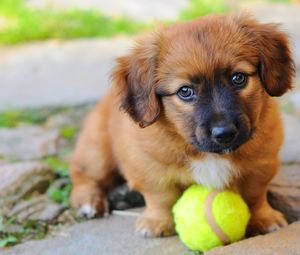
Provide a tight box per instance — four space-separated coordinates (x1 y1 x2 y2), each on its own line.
177 86 195 101
231 72 248 88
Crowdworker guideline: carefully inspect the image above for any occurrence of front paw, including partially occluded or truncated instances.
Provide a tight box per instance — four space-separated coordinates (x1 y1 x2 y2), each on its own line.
71 185 108 218
247 207 288 236
135 213 175 238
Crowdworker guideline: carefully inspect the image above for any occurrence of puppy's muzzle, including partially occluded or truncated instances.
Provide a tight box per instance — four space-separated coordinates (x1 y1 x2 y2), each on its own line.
211 121 238 145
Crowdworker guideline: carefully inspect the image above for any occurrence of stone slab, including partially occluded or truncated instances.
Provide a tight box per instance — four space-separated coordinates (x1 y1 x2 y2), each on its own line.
0 38 132 110
280 113 300 164
0 125 59 160
8 195 65 222
206 221 300 255
0 161 53 197
269 164 300 223
0 161 54 212
1 213 188 255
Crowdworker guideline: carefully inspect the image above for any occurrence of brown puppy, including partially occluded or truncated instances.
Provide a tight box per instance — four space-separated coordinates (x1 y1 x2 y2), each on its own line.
70 13 295 237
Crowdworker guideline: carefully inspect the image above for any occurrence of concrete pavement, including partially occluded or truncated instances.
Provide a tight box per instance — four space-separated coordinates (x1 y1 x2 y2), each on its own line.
1 212 188 255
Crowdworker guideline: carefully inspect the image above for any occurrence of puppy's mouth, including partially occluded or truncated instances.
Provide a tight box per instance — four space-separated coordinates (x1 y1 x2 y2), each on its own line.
191 141 240 154
191 128 254 154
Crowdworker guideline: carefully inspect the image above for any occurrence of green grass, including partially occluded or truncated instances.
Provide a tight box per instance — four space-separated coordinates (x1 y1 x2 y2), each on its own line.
280 101 295 114
47 182 71 206
179 0 229 21
0 216 47 247
59 126 79 140
43 156 72 206
43 156 69 177
0 0 146 44
0 235 18 247
0 108 68 127
0 109 49 127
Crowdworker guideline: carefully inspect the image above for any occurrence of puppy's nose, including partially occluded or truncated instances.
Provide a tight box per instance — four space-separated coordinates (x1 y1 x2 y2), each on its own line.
211 123 237 145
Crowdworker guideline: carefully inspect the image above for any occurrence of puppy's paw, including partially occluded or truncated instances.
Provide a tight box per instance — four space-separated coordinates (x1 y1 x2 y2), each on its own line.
71 185 109 218
77 204 98 218
135 214 175 238
247 207 288 236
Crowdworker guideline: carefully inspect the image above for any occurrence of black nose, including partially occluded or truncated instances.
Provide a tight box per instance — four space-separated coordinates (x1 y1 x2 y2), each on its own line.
211 123 237 145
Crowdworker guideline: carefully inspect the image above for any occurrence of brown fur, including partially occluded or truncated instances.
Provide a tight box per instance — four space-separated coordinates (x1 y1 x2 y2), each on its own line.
70 13 295 237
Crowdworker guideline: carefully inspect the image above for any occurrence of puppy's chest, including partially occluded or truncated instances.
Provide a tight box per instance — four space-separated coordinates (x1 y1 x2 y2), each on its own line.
189 155 239 190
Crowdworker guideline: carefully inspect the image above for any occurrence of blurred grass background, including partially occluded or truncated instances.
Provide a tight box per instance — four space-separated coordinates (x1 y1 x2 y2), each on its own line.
0 0 145 44
0 0 230 44
0 0 293 45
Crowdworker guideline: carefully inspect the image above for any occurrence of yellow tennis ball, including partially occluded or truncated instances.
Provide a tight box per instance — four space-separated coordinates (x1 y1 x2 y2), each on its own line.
173 184 250 252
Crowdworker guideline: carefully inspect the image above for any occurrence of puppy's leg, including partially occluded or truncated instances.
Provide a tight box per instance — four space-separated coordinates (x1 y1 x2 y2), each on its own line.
135 187 181 238
70 104 117 218
246 199 287 236
240 161 287 236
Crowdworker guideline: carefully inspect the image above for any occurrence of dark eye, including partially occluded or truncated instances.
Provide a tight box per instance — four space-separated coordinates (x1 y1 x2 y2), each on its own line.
177 86 195 101
231 72 248 88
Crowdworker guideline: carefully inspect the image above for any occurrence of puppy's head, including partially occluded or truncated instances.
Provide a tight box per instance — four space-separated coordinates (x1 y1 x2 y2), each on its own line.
112 14 295 154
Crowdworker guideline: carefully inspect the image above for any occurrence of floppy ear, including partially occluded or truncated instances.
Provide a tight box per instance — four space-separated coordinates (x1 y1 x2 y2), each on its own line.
112 33 161 128
251 22 295 96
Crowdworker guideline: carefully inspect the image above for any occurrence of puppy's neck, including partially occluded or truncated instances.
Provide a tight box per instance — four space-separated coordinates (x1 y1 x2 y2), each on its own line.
190 154 240 190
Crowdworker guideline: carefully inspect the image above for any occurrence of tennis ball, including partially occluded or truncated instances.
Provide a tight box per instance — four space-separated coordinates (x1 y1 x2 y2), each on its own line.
173 184 250 252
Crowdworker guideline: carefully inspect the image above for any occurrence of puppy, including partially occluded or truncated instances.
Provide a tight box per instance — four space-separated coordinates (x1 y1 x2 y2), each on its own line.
70 13 295 237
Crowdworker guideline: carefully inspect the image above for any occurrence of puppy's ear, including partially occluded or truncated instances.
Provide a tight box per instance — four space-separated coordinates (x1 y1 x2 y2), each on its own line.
246 20 295 96
112 33 161 128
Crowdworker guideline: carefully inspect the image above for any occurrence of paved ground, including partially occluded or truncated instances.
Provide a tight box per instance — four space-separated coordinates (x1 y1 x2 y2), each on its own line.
3 208 300 255
207 222 300 255
1 212 188 255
